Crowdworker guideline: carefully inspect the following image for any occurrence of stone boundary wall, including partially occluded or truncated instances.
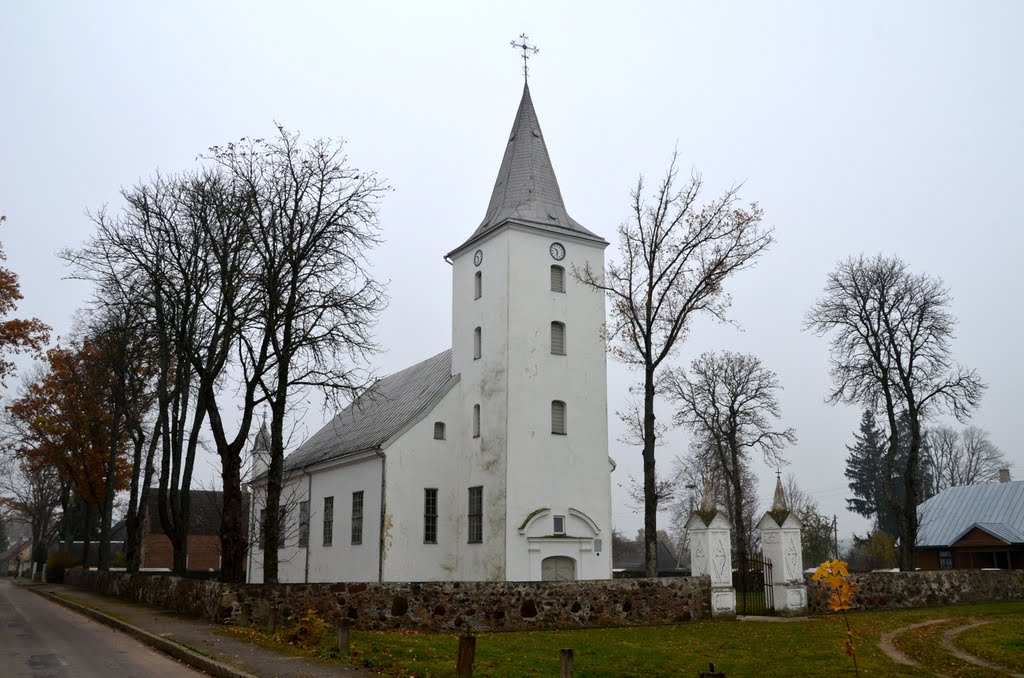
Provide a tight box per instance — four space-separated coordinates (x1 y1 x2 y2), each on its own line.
64 570 711 632
805 569 1024 613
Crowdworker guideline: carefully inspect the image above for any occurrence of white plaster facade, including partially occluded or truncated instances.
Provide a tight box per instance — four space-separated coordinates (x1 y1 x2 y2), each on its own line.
248 83 613 583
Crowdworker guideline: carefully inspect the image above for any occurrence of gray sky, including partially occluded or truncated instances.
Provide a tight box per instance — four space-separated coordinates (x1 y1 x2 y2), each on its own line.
2 1 1022 541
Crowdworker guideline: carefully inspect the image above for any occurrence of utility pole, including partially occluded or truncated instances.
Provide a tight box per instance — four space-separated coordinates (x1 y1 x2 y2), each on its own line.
833 515 839 559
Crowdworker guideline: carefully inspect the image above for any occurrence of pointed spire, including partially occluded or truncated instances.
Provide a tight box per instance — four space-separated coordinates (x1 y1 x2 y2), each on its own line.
772 473 788 512
449 84 604 256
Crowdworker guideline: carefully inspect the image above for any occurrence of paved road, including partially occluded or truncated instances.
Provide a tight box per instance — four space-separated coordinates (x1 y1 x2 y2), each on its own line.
0 578 203 678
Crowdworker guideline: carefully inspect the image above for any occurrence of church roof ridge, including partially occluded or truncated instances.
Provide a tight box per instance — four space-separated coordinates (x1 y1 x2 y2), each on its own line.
449 83 605 257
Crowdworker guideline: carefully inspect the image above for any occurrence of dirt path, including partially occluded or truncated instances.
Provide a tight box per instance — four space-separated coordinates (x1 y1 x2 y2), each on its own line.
878 617 1023 678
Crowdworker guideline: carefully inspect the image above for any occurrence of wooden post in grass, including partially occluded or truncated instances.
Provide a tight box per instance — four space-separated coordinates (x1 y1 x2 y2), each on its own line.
699 662 725 677
336 620 351 656
456 635 476 677
560 649 574 677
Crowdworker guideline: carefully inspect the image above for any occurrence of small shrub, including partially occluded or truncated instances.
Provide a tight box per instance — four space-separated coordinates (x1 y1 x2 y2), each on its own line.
111 551 128 568
275 609 342 658
45 550 80 584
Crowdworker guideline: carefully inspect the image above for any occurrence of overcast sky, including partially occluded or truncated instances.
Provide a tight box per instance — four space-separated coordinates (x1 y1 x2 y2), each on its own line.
2 1 1022 541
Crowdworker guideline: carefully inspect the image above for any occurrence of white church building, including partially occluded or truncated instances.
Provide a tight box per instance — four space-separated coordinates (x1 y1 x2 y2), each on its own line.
248 82 613 583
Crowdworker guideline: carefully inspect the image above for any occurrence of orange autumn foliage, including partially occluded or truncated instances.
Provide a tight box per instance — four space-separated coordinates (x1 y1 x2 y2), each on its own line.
0 215 50 386
812 559 859 673
9 341 130 507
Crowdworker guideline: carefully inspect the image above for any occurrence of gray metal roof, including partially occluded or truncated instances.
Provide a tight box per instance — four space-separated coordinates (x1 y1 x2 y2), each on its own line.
281 350 455 472
449 83 605 257
916 480 1024 547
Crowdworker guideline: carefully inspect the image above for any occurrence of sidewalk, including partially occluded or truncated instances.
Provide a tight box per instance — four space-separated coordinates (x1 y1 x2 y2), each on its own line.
18 580 371 678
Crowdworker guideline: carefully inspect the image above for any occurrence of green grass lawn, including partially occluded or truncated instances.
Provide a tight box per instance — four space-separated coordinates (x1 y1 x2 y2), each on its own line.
221 601 1024 677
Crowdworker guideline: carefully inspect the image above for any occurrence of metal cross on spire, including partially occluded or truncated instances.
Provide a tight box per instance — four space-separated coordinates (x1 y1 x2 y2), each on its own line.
510 33 539 81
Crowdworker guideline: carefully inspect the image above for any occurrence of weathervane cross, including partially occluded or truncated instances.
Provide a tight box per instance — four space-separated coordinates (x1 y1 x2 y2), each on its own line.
510 33 539 81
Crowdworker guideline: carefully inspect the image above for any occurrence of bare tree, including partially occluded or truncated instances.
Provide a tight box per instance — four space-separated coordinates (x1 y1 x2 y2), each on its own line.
665 351 795 560
805 254 985 570
575 153 774 575
926 425 1008 494
0 455 63 573
207 127 387 583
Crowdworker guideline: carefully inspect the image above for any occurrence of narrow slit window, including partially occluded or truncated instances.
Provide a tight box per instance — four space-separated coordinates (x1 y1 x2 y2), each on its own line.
468 486 483 543
551 321 566 355
473 327 481 360
351 491 364 545
474 271 482 300
433 422 446 440
552 400 567 435
424 488 438 544
472 404 481 438
550 265 565 293
298 500 309 548
553 515 565 535
322 496 334 547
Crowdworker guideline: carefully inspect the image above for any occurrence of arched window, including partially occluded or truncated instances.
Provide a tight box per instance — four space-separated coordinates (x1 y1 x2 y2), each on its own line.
551 400 566 435
551 321 566 355
474 271 482 300
433 422 446 440
473 404 481 438
550 265 565 293
473 327 482 360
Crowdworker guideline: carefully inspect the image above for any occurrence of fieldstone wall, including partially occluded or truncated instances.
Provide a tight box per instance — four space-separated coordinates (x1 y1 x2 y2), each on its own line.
806 569 1024 613
64 570 711 632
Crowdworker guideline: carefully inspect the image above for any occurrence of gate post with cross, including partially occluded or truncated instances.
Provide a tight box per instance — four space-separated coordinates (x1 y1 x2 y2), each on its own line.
686 482 736 619
756 475 808 615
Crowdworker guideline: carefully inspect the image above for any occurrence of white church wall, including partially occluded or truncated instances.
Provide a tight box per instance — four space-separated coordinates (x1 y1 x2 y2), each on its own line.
503 228 612 580
248 454 383 583
381 382 505 581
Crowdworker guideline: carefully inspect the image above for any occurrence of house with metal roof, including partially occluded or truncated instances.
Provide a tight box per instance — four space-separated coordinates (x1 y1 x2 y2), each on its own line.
246 78 613 584
915 473 1023 570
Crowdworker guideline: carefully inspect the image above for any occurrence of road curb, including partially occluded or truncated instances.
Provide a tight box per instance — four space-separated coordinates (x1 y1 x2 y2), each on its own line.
22 584 257 678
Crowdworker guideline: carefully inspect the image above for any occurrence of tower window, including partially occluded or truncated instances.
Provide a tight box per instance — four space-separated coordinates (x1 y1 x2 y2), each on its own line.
550 265 565 293
474 271 482 300
473 327 481 360
551 400 567 435
424 489 438 544
551 321 566 355
473 404 481 438
468 486 483 543
433 422 446 440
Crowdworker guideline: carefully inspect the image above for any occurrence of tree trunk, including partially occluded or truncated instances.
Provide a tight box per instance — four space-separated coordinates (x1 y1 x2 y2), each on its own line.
643 365 658 577
262 396 286 584
81 501 93 568
98 399 124 571
900 409 921 572
219 453 247 583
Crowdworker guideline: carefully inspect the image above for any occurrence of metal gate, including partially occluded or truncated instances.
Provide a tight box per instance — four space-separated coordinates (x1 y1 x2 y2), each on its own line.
732 552 774 615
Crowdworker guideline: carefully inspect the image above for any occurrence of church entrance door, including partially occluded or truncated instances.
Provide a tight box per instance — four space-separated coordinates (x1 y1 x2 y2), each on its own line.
541 556 576 581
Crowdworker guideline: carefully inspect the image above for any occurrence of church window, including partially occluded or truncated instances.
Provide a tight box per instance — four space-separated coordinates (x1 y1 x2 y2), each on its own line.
473 327 481 360
298 500 309 548
323 496 334 547
551 321 566 355
433 422 446 440
552 400 567 435
553 515 565 534
468 486 483 543
551 265 565 293
472 404 481 438
474 271 482 300
351 491 364 545
424 488 438 544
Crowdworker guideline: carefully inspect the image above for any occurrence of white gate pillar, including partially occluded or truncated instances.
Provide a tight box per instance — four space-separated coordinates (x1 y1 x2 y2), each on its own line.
756 475 808 615
686 483 736 619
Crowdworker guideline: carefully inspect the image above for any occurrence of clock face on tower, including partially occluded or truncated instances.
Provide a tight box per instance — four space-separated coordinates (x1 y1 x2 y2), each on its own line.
549 242 566 261
473 249 483 266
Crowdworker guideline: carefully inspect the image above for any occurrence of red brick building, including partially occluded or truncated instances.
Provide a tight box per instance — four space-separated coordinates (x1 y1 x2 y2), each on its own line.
141 490 244 571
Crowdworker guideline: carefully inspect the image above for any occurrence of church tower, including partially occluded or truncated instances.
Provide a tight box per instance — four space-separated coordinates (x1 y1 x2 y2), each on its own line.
446 81 612 580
